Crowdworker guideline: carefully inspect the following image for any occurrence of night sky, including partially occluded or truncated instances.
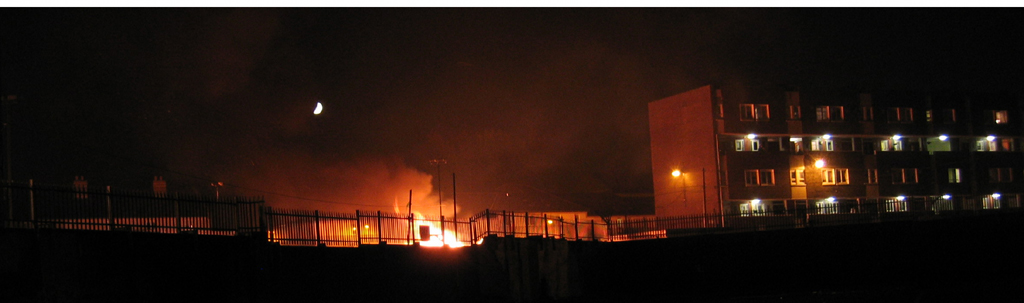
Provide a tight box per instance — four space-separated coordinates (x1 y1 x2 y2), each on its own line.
2 8 1022 213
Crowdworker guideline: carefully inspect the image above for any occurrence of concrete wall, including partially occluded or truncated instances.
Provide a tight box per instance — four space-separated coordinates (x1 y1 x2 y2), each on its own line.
5 211 1024 302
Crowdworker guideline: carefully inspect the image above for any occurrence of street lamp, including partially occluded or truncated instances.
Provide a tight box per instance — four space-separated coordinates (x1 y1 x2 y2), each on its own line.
211 182 224 201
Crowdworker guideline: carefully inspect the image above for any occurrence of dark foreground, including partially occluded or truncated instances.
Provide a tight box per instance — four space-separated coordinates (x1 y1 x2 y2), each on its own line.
3 211 1022 302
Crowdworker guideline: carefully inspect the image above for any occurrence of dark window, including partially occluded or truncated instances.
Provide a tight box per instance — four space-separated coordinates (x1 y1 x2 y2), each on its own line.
887 107 913 123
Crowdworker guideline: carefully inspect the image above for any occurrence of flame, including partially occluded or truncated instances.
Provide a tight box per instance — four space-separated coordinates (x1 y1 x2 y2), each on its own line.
411 212 465 248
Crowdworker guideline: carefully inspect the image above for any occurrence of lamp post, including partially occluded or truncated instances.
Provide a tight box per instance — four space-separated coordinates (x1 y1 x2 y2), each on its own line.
211 182 223 201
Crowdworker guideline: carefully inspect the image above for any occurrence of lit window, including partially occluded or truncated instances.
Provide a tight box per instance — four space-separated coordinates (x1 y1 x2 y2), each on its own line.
983 196 1001 209
745 169 775 186
1000 138 1015 151
788 105 801 120
741 201 767 216
867 169 878 184
948 168 961 183
822 168 850 185
989 167 1013 183
880 138 903 151
816 199 840 214
992 110 1009 124
790 169 806 186
816 106 845 122
892 168 919 184
736 138 760 152
885 198 908 213
811 139 834 151
887 107 914 123
741 104 770 121
977 138 999 152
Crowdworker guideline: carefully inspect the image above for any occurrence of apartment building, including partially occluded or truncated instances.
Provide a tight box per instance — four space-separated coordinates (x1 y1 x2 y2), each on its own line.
650 84 1024 217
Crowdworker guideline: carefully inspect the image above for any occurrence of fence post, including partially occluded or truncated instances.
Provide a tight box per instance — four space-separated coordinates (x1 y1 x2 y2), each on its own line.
590 219 596 242
4 180 10 221
574 215 579 241
543 214 548 238
525 212 529 237
266 205 274 241
440 215 445 244
315 210 322 246
356 210 362 246
106 185 114 231
407 213 413 245
234 198 241 235
28 179 34 227
485 209 491 237
377 210 383 244
174 195 181 233
559 217 564 239
502 210 507 236
471 217 477 246
267 206 275 242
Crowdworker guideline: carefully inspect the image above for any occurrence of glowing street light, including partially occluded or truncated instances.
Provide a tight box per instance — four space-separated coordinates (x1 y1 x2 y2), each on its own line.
993 193 1001 199
672 170 681 178
986 135 996 142
751 199 761 204
826 197 836 202
822 134 832 140
896 195 906 201
747 133 757 139
939 135 948 141
892 134 902 141
942 194 951 200
814 159 826 168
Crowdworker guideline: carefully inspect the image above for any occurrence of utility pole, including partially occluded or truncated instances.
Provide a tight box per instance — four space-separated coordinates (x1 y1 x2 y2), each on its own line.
2 95 14 183
452 173 457 239
430 159 446 218
2 95 15 221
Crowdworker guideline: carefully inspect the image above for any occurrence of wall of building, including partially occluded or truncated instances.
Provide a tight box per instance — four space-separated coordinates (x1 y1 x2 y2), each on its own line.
649 85 720 217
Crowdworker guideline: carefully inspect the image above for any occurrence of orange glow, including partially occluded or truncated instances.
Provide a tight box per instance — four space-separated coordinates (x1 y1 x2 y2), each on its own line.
671 170 681 177
411 212 465 248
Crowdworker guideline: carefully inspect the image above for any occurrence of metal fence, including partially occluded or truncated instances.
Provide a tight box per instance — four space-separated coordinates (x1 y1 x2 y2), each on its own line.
7 181 1024 247
469 209 607 242
2 181 263 236
264 208 478 247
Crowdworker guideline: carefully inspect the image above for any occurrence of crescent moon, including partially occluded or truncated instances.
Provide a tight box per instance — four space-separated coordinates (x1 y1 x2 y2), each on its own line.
313 102 323 115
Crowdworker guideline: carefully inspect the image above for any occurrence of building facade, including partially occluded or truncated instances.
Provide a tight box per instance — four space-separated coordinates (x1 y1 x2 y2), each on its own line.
650 84 1024 217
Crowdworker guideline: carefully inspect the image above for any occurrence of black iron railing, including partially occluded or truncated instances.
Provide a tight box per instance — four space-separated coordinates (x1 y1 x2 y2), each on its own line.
6 181 1024 247
2 181 263 235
